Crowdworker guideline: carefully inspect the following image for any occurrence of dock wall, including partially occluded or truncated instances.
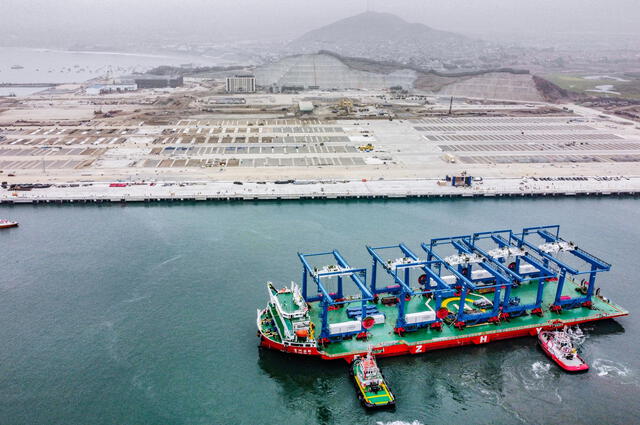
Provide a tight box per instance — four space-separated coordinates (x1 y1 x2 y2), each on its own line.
1 177 639 205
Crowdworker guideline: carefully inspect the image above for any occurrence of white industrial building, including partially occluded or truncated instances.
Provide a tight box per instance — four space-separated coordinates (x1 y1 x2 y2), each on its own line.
225 75 256 93
86 82 137 95
298 101 314 113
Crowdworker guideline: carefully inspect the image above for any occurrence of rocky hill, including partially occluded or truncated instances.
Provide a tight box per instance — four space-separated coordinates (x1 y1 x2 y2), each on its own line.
287 12 486 67
256 51 570 102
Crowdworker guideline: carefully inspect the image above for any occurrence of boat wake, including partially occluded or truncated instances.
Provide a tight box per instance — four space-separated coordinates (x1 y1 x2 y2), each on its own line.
157 254 183 267
376 421 424 425
500 352 564 411
531 361 552 379
592 358 632 378
504 359 554 392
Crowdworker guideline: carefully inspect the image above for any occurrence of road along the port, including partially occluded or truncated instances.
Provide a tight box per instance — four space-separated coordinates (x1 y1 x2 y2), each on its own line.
2 176 638 204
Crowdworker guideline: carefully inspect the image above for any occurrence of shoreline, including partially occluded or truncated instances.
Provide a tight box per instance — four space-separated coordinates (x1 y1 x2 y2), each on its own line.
2 176 638 205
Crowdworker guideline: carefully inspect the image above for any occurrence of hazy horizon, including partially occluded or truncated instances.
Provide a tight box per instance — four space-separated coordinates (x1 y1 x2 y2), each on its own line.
2 0 640 49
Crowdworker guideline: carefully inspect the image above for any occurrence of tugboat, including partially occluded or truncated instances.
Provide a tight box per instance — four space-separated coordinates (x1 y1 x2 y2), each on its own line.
538 327 588 372
350 349 395 409
0 219 19 229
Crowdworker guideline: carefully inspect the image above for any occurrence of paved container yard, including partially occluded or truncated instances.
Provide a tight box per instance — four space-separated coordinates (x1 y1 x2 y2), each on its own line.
0 118 364 172
412 116 640 165
2 107 640 188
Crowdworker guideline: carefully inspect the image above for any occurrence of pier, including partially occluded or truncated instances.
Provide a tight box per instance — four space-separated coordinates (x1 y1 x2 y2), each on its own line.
1 176 639 204
0 83 60 88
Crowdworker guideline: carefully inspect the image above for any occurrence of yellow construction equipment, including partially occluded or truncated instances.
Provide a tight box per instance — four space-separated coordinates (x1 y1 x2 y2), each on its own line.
338 98 354 113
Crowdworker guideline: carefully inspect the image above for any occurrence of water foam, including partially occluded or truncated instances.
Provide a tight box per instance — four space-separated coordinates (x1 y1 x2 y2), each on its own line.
592 358 630 377
377 421 425 425
531 361 551 379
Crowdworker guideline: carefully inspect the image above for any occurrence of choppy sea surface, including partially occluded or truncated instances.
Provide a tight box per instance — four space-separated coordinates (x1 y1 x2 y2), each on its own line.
0 197 638 425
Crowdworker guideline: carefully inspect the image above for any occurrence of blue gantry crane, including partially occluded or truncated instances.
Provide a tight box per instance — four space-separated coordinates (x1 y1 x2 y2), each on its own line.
422 235 511 328
298 250 373 343
511 225 611 311
470 229 555 317
293 226 611 345
367 243 456 334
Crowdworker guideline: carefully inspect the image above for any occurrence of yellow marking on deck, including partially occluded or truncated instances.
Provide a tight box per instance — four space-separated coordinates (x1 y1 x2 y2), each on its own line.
369 393 390 400
442 297 461 308
466 322 491 328
355 375 392 404
443 293 482 309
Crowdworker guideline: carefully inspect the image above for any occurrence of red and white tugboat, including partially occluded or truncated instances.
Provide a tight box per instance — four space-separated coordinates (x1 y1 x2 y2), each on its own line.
0 219 18 229
538 327 588 372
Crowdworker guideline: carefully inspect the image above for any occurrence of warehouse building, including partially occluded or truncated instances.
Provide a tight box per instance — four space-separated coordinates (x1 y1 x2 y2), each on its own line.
86 81 138 95
225 75 256 93
298 101 314 113
118 74 183 89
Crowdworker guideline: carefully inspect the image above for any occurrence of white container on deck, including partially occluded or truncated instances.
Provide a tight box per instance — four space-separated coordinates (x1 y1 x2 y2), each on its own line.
329 320 362 335
405 311 436 324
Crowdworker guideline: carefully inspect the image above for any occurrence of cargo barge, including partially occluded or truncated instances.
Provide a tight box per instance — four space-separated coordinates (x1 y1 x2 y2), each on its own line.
257 226 628 361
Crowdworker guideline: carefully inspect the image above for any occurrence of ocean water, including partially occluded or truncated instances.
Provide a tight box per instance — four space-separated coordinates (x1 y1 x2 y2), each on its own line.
0 197 638 425
0 47 219 96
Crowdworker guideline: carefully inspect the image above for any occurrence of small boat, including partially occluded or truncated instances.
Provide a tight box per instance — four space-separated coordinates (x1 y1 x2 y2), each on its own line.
350 349 395 409
11 65 24 70
538 327 588 372
0 219 19 229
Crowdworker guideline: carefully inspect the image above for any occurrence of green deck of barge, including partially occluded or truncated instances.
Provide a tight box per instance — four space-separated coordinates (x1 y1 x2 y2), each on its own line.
301 279 627 357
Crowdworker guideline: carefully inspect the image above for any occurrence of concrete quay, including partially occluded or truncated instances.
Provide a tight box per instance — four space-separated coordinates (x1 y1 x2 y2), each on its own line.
1 176 639 205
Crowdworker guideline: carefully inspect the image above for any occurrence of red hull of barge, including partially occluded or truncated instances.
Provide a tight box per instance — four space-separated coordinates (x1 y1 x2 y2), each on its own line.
259 313 625 361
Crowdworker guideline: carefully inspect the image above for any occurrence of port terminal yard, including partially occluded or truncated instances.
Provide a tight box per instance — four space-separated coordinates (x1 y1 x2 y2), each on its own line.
3 90 640 204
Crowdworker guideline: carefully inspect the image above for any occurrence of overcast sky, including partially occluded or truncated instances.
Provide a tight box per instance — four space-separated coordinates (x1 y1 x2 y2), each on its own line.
1 0 639 45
